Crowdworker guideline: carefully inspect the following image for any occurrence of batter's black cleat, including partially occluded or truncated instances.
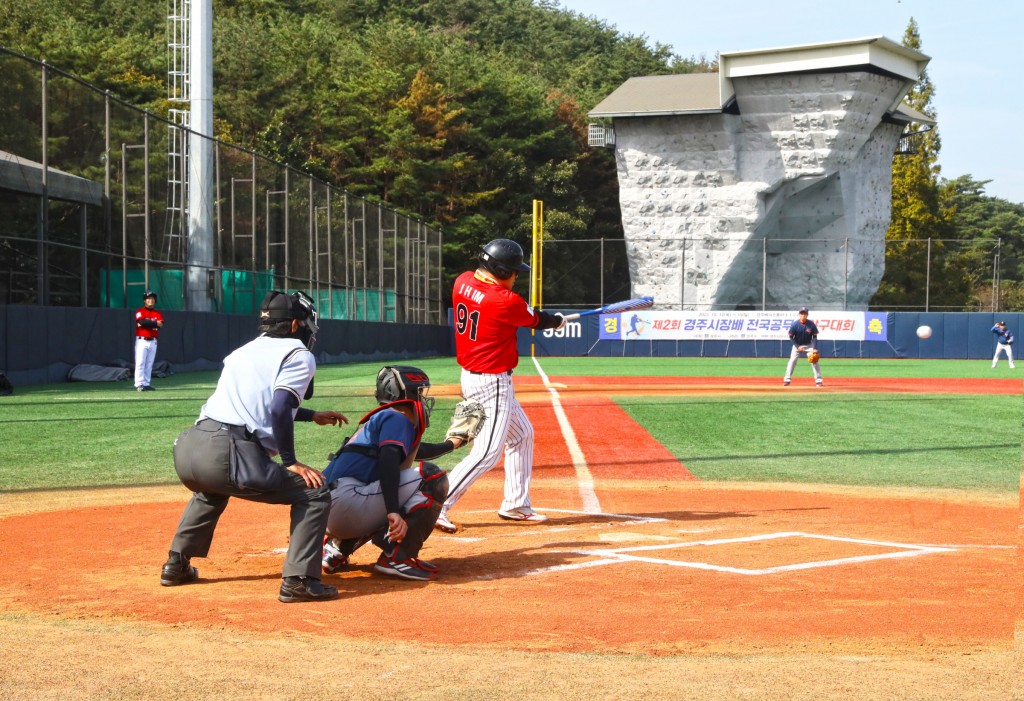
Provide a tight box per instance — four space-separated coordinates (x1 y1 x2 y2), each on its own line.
160 552 198 586
278 576 339 603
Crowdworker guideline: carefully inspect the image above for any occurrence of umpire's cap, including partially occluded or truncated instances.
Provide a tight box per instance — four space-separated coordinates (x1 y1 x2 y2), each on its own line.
144 290 157 301
260 290 318 334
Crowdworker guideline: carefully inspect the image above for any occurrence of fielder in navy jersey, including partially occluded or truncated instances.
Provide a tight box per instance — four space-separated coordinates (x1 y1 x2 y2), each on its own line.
991 321 1015 368
784 306 823 387
435 239 565 533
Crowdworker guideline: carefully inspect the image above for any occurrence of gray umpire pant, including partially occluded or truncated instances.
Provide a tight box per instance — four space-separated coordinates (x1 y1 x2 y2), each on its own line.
169 418 330 579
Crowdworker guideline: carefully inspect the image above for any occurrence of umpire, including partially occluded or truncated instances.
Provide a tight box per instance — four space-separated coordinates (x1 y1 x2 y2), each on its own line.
160 291 348 603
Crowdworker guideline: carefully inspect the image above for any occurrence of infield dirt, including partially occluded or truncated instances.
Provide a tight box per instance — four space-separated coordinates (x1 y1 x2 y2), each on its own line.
0 376 1017 700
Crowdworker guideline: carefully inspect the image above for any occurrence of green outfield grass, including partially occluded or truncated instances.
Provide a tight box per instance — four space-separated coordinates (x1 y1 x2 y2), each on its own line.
0 356 1019 493
528 355 1021 379
616 393 1019 492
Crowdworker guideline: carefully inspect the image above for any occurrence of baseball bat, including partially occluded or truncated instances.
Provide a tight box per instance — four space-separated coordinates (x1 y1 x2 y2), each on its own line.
560 296 654 321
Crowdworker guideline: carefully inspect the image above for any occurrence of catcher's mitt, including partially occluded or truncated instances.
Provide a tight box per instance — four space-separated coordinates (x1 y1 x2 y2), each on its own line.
445 399 486 443
806 349 820 364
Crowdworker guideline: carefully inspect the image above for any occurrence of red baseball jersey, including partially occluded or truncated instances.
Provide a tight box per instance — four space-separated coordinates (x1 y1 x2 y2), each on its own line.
135 307 164 340
452 270 542 373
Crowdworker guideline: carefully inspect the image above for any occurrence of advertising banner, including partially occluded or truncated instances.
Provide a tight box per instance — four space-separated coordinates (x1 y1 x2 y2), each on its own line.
598 310 888 342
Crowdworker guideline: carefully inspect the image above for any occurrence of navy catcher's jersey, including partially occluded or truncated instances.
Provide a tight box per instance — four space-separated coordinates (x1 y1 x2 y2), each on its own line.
788 319 819 347
323 409 416 484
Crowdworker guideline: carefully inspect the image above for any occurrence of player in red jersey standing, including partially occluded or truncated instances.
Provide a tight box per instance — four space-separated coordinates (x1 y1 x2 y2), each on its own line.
435 239 565 533
134 290 164 391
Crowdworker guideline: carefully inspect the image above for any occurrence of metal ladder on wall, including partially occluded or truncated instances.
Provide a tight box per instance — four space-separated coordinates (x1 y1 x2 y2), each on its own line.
380 206 398 323
348 198 366 320
230 157 259 312
165 0 190 262
313 187 333 318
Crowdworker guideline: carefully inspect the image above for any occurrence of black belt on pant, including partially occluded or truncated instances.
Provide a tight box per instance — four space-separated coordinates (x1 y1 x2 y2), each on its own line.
136 337 156 341
469 369 513 376
197 417 254 440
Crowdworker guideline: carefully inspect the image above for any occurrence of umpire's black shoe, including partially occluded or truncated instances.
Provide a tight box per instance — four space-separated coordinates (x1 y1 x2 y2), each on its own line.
160 552 198 586
278 576 339 603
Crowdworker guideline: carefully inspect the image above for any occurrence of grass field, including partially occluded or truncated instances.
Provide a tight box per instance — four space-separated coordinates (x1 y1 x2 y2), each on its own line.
0 356 1018 493
1 355 1018 701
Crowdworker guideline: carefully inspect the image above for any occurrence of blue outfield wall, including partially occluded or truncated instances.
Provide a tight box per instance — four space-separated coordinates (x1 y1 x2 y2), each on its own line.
520 311 1024 360
0 305 453 386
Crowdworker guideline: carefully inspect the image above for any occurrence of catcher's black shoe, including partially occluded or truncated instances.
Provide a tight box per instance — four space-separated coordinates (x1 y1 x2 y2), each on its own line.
278 576 339 603
160 552 198 586
374 554 436 581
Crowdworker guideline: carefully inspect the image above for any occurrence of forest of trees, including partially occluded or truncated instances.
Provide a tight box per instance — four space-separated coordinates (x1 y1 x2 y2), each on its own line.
0 0 1020 309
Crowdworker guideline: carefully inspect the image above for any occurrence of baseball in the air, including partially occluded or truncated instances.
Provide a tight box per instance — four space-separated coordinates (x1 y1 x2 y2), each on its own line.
916 325 932 339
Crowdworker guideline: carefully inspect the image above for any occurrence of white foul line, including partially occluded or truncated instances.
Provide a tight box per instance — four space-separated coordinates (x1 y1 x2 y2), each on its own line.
532 356 601 513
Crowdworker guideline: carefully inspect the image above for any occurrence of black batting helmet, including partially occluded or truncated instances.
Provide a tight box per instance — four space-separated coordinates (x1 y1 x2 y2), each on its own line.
479 239 530 280
375 365 435 426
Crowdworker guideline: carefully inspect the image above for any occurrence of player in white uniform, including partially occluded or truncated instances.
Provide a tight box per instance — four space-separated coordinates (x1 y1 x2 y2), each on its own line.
435 239 565 533
160 291 348 603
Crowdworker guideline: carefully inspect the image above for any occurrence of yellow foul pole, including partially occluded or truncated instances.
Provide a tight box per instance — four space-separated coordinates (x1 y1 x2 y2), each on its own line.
530 200 543 356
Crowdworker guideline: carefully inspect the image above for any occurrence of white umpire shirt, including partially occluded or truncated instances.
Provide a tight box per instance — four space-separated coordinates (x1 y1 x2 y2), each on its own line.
198 335 315 456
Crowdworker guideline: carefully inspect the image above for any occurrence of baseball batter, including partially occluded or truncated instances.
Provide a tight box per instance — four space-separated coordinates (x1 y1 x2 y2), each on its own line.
134 290 163 391
435 238 565 533
784 306 823 387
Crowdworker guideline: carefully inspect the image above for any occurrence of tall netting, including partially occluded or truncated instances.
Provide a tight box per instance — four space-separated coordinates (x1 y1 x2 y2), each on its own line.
0 49 442 323
541 236 1003 312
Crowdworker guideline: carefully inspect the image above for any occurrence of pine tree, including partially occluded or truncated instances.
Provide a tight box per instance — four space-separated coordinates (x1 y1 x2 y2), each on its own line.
872 18 970 310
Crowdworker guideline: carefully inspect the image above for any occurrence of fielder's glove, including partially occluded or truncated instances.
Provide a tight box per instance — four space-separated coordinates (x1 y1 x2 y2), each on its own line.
445 400 486 443
806 349 820 364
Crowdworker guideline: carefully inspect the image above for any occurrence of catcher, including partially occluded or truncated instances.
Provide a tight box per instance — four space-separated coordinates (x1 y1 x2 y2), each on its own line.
319 366 485 581
783 306 823 387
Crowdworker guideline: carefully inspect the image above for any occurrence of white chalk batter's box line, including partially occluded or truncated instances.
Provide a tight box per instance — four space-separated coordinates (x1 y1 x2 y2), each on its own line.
526 531 959 577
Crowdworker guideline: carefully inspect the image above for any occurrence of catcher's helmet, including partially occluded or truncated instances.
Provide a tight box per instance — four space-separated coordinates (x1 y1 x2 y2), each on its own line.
260 290 319 348
376 365 435 425
480 239 530 280
143 290 157 301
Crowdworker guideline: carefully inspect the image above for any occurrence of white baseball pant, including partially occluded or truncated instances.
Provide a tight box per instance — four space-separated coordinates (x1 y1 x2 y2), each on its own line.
134 337 158 388
442 369 534 515
992 343 1015 368
784 345 822 383
325 465 432 540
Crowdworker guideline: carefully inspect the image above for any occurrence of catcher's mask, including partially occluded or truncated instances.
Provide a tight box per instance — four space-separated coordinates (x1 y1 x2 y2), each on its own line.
375 366 434 428
479 238 530 281
260 290 319 350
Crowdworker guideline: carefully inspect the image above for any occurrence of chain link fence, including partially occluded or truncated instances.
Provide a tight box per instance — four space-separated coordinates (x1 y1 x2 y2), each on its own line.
539 236 1009 312
0 48 443 323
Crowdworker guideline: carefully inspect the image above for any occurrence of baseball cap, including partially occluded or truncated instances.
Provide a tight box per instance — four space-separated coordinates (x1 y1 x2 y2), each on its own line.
997 320 1007 325
144 290 157 300
798 307 809 314
260 290 318 332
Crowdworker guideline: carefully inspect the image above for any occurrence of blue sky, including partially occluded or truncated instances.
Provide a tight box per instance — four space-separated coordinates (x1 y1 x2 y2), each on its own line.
553 0 1023 204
